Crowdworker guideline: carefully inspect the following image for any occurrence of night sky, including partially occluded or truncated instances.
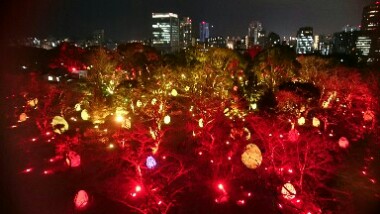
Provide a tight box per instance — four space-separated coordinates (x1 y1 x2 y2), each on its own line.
0 0 375 41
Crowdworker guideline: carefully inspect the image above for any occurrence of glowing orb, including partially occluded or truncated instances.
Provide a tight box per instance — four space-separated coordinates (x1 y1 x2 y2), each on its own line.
19 113 27 122
250 103 257 110
363 110 374 122
27 98 38 107
66 151 81 167
297 117 305 126
338 137 349 149
171 89 178 96
163 115 171 124
74 103 81 111
288 128 300 142
136 100 143 107
81 109 90 121
281 182 296 200
51 116 69 134
312 117 320 127
74 190 89 209
199 118 204 128
241 144 262 169
146 156 157 169
115 115 124 123
151 98 157 105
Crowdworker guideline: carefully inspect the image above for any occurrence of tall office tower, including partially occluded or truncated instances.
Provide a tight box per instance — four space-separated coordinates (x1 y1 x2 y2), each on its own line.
152 13 180 53
199 21 210 43
248 21 264 47
333 30 360 55
361 2 380 64
93 29 105 46
180 17 192 49
296 27 314 54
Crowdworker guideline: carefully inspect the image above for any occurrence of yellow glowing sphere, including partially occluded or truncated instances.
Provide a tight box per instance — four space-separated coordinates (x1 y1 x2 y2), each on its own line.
297 117 305 126
136 100 143 107
281 182 296 200
199 118 204 128
151 98 157 105
241 143 262 169
115 115 124 123
81 109 90 121
74 103 81 111
250 103 257 110
164 115 171 124
312 117 320 127
51 116 69 134
171 89 178 96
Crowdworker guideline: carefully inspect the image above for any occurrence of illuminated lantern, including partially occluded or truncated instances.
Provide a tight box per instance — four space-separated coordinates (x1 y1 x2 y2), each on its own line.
146 156 157 169
297 117 305 126
151 98 157 105
281 182 296 200
74 190 89 209
74 103 81 111
338 137 349 149
241 144 262 169
27 98 38 107
312 117 320 127
19 113 27 122
199 118 204 128
171 89 178 96
363 110 374 122
51 116 69 134
81 109 90 121
164 115 171 124
250 103 257 110
66 151 81 167
136 100 143 107
288 128 299 142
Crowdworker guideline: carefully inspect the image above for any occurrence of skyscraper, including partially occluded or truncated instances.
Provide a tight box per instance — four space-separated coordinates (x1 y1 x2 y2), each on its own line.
296 27 314 54
180 17 192 49
199 21 209 43
152 13 179 53
248 21 264 47
360 1 380 64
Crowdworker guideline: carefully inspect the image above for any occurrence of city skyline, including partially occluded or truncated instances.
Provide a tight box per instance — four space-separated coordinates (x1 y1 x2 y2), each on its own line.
0 0 376 41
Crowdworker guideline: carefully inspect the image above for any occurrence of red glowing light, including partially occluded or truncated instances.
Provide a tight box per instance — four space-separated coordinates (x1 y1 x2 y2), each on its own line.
158 200 162 205
43 170 53 175
23 168 33 173
74 190 89 209
45 132 51 136
288 169 293 173
135 185 142 192
236 200 245 205
278 203 283 209
247 192 252 197
71 67 77 72
31 138 37 142
362 171 367 175
162 155 167 160
198 151 203 156
296 199 301 203
131 192 137 197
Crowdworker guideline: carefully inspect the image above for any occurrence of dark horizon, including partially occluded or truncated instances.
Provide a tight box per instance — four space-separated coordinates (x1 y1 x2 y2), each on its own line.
0 0 376 41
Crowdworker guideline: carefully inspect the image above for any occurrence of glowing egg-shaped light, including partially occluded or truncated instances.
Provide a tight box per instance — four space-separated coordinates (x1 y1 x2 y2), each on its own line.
363 110 374 122
288 128 300 142
312 117 320 127
136 100 143 107
74 103 81 111
281 182 296 200
297 117 305 126
163 115 171 124
81 109 90 121
250 103 257 110
74 190 89 209
241 143 262 169
66 151 81 167
151 98 157 105
338 137 349 149
51 116 69 134
19 113 27 122
146 156 157 169
171 89 178 96
27 98 38 107
199 118 204 128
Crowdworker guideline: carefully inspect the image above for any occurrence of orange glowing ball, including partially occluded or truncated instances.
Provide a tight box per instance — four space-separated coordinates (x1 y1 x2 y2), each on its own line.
241 144 262 169
19 113 27 122
338 137 349 149
66 151 81 167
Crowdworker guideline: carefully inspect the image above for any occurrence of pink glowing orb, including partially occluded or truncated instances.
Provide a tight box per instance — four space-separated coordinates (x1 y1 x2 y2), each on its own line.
74 190 89 209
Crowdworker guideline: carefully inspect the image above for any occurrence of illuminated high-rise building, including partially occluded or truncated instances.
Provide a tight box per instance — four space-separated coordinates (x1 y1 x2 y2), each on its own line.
93 29 105 46
361 1 380 64
180 17 192 49
248 21 265 47
199 21 209 43
296 27 314 54
152 13 179 53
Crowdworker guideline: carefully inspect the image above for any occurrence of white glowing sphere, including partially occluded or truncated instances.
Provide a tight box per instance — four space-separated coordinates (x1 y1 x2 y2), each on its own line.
164 115 171 124
146 156 157 169
199 118 204 128
136 100 143 107
281 182 296 200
